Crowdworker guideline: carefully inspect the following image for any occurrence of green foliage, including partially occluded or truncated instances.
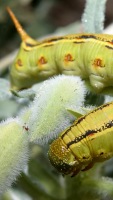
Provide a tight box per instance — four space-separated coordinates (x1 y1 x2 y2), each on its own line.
82 0 107 33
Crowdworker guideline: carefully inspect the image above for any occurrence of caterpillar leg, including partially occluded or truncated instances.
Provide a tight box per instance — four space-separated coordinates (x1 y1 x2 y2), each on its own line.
89 74 105 92
71 167 81 177
81 162 94 172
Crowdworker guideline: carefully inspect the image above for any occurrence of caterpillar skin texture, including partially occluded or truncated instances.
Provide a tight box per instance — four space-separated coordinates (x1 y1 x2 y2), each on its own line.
48 101 113 176
7 8 113 91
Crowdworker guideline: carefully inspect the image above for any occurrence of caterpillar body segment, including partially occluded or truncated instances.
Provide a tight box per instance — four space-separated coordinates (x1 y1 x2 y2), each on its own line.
7 8 113 92
48 102 113 176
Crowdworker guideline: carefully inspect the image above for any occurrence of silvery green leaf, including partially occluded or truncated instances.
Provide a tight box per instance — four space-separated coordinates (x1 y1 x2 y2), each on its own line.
82 0 107 33
0 78 12 99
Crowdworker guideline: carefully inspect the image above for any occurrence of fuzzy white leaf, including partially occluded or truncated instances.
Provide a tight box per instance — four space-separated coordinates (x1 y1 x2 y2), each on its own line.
0 118 29 196
26 75 87 145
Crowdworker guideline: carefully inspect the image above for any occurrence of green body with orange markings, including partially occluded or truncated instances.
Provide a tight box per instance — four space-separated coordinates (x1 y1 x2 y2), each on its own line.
48 101 113 176
7 8 113 91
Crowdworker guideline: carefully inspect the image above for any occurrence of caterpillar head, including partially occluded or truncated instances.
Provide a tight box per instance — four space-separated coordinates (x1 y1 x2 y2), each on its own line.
48 137 81 176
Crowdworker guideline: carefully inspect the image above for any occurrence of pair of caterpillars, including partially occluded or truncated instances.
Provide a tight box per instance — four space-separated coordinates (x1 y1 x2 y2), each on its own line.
7 8 113 176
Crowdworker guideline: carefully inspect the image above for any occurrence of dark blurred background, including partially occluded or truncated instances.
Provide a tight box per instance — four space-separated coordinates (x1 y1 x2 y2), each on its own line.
0 0 113 58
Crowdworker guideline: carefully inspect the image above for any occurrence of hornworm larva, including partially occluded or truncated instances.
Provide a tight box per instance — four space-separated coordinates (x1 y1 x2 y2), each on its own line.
48 101 113 176
7 7 113 92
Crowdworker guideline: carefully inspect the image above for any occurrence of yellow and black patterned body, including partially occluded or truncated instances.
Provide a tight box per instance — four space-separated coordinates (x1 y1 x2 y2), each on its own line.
7 8 113 91
48 102 113 176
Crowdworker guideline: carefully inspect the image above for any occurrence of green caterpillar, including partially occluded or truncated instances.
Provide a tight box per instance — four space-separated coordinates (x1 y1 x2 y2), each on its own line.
7 8 113 92
48 101 113 176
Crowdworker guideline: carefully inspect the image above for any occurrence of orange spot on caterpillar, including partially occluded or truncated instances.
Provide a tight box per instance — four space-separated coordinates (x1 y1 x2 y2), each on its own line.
108 41 113 45
64 54 74 62
16 59 23 69
93 58 104 68
38 56 47 66
88 133 94 137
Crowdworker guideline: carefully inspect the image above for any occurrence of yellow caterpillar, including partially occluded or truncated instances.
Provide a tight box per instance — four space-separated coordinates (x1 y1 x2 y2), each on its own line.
48 101 113 176
7 8 113 92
